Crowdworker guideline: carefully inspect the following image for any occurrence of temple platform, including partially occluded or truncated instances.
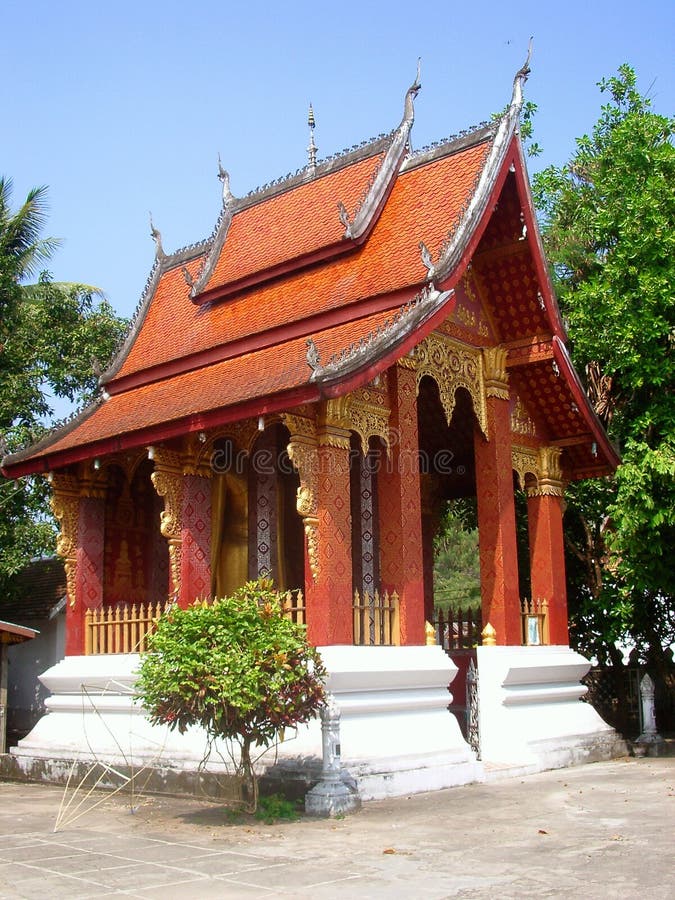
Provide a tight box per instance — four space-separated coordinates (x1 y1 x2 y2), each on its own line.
4 645 626 801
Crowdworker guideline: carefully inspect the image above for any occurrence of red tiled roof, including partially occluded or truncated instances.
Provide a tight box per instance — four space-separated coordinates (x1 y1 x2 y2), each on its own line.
113 139 491 383
1 112 616 480
10 307 401 471
202 152 386 295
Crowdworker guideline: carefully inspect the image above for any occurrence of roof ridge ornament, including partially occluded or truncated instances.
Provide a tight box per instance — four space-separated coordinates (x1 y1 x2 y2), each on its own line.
306 337 322 377
512 37 533 109
336 60 422 241
149 213 165 260
307 103 318 175
403 58 422 127
418 240 435 280
218 154 234 205
419 41 534 286
182 266 195 289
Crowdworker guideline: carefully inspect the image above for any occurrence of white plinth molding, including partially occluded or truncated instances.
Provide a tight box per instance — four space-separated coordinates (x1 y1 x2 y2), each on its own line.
10 646 480 801
476 645 628 769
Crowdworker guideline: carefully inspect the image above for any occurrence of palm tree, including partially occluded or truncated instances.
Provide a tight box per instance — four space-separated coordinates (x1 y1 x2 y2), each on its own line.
0 176 60 284
0 176 127 595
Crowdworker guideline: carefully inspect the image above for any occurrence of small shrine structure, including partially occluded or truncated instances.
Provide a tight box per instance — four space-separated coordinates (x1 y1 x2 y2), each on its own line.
1 57 626 796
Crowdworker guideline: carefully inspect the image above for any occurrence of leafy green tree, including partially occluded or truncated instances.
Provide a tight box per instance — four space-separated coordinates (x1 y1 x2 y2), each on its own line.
136 581 327 810
532 66 675 666
0 177 127 592
433 499 481 610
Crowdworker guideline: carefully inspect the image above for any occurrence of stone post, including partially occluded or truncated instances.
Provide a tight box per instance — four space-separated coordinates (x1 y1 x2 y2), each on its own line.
305 694 361 817
634 674 665 756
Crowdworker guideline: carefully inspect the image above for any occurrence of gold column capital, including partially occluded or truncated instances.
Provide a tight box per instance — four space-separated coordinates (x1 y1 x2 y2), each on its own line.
78 463 108 499
317 424 352 450
181 433 213 477
318 397 351 435
483 346 510 400
527 446 565 498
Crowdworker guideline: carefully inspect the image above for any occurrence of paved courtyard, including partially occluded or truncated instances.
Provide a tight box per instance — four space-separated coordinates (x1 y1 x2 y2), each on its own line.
0 756 673 899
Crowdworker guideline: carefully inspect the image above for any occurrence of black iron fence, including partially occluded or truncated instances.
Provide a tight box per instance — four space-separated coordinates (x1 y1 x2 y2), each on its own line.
582 664 675 738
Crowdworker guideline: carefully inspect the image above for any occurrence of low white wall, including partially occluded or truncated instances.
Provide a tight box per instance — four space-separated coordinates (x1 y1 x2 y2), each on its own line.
11 645 480 800
476 645 627 769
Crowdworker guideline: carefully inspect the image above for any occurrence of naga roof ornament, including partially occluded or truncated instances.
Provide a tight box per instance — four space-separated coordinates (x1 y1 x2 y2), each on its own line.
416 41 533 286
149 214 165 260
337 59 421 241
217 155 234 205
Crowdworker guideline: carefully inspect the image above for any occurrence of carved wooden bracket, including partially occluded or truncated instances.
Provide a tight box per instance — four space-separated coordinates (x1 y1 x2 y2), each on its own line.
511 445 539 491
284 416 320 581
50 473 80 608
410 332 488 436
346 387 391 456
150 447 184 598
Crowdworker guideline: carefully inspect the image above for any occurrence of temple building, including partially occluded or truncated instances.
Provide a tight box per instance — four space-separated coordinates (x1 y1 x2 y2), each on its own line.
1 58 626 797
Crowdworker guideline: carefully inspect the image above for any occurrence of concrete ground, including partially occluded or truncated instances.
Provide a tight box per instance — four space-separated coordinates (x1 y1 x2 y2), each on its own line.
0 756 673 899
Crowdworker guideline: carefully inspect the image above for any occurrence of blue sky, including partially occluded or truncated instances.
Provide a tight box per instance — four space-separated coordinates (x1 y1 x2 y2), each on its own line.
4 0 673 321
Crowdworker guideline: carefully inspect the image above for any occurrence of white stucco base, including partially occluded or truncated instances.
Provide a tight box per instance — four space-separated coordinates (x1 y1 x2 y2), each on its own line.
7 644 627 800
476 645 628 771
9 645 480 801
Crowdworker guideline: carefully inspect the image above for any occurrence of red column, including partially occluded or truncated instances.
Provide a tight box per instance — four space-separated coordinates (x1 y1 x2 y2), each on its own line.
180 473 212 606
305 424 353 645
527 448 569 645
474 351 521 645
76 495 105 608
378 363 425 645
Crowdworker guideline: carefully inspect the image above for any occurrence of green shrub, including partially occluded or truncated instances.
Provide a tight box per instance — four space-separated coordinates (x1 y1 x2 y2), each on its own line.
255 793 300 824
135 579 326 810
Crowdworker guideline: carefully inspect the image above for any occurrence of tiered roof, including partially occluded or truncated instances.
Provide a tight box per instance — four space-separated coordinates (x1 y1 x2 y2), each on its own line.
2 58 618 480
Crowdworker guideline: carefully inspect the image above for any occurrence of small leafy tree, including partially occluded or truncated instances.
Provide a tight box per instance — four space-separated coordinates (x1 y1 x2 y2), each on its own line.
433 499 480 610
136 580 326 810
